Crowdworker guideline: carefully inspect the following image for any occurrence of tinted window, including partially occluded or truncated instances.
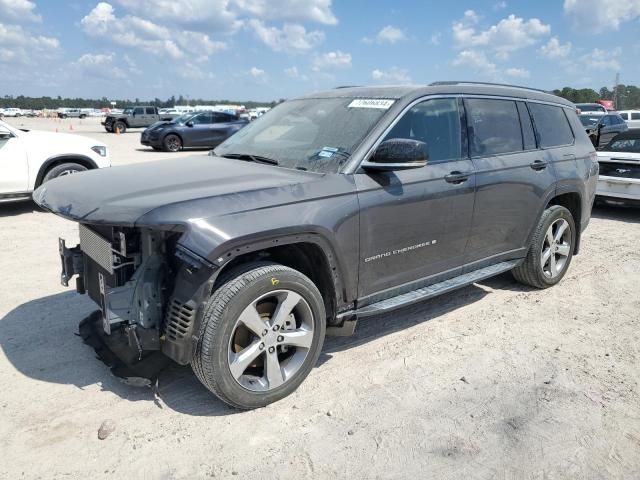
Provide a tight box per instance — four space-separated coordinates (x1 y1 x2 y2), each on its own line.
604 137 640 153
517 102 536 150
213 112 235 123
384 98 461 162
145 107 155 115
613 115 625 125
529 103 574 148
133 107 144 115
466 99 522 156
602 116 613 126
191 113 212 124
619 112 629 120
632 113 640 120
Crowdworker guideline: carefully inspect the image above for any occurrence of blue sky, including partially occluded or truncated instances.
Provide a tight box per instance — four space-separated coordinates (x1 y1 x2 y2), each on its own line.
1 0 639 101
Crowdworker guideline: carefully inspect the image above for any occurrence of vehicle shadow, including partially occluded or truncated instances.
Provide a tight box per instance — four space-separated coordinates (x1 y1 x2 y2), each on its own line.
591 204 640 224
0 275 518 416
0 200 39 217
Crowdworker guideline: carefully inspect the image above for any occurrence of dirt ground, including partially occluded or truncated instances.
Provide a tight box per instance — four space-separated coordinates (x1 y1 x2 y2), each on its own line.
0 118 639 479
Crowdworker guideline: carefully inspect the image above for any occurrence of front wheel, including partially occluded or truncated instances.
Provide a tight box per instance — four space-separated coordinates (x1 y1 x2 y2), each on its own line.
42 162 87 183
192 262 326 409
512 205 575 289
114 121 126 134
163 134 182 152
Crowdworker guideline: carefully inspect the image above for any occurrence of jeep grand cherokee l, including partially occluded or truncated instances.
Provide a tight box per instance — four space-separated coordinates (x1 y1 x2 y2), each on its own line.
34 82 598 409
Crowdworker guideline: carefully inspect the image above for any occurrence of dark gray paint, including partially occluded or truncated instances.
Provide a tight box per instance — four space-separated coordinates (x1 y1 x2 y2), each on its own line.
35 83 597 315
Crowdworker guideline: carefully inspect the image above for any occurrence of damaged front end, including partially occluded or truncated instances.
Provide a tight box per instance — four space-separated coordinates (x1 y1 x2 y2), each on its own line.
60 223 216 372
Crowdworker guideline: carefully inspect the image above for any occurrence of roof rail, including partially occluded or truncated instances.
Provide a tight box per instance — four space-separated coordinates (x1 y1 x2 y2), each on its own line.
429 81 550 94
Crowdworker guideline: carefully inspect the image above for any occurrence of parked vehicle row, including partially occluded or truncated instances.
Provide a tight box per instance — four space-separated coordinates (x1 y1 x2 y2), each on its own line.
102 106 180 133
596 130 640 207
0 119 110 203
579 113 628 148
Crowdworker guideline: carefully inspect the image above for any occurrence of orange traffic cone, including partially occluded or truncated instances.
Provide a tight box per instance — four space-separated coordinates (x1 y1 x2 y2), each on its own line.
115 126 120 134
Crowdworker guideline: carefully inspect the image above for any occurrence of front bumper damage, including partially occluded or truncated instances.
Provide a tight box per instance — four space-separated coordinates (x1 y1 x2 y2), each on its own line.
59 224 217 376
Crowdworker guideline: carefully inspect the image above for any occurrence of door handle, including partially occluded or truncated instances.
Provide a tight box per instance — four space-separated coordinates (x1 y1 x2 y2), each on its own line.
444 171 471 184
530 160 548 171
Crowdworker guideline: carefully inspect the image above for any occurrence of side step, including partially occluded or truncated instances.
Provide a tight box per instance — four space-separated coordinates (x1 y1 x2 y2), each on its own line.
356 260 520 318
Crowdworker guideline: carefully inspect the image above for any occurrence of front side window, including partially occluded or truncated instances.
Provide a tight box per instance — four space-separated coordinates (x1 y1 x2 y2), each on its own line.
466 98 522 156
134 107 144 115
602 116 613 126
620 113 629 120
529 103 574 148
383 98 461 162
215 97 392 173
191 113 213 125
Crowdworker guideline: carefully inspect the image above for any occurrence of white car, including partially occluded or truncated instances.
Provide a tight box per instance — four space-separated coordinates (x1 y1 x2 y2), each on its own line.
596 130 640 207
0 119 110 203
1 108 23 117
617 110 640 129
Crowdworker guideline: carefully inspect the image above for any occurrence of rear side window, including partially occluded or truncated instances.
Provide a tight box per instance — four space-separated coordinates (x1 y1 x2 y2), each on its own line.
145 107 155 115
517 102 536 150
466 98 522 156
620 113 629 120
632 113 640 120
528 103 574 148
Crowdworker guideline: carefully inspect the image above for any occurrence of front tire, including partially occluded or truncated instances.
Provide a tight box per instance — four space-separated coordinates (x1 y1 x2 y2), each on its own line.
192 262 326 409
163 133 182 152
42 162 87 183
512 205 575 289
114 121 126 134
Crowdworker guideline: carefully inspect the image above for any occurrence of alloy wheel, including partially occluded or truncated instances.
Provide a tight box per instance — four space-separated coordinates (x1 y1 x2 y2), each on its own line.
541 218 571 278
227 289 314 392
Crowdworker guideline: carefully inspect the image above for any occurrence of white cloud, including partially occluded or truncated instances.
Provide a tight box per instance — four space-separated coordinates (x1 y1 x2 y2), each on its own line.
371 66 412 84
284 66 308 80
250 66 266 78
540 37 572 59
0 23 59 64
374 25 407 44
74 52 126 79
452 49 497 76
564 0 640 32
0 0 40 22
233 0 337 25
493 1 507 10
312 50 351 71
580 47 621 71
505 67 530 78
249 19 324 53
452 11 550 60
430 32 441 45
81 3 226 61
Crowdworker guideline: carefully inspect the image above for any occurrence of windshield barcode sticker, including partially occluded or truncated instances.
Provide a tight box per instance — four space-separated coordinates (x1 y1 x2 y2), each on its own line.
348 99 395 109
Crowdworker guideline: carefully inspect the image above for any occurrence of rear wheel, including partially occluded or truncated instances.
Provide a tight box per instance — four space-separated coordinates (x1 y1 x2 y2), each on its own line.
192 262 326 409
42 162 87 183
163 134 182 152
512 205 575 289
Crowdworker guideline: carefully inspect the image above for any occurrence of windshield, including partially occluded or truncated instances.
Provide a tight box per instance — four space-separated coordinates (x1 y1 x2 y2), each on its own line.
122 108 133 115
172 113 196 124
214 97 393 173
603 137 640 153
579 115 599 127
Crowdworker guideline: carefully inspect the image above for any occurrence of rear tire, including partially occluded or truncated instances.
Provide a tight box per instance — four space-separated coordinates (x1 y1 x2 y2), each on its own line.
192 262 326 409
512 205 575 289
42 162 87 183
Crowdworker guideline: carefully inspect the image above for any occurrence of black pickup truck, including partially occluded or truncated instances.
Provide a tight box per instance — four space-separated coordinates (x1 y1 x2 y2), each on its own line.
35 82 598 409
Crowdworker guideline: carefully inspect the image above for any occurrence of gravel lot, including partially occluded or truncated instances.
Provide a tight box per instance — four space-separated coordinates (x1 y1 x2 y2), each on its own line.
1 118 639 479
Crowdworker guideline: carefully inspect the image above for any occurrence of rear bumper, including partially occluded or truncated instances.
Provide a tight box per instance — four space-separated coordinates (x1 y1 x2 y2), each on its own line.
596 175 640 201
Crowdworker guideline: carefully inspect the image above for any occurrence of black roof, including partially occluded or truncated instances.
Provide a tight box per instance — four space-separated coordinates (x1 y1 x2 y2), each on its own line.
296 82 574 108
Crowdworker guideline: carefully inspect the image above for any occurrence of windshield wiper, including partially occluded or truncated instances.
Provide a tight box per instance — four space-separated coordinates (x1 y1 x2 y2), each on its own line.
219 153 279 165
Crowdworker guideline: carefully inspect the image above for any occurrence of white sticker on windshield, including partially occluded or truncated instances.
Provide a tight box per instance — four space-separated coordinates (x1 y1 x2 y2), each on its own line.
348 99 395 109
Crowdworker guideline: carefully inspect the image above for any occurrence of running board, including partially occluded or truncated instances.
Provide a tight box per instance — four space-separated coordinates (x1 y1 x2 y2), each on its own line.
356 260 520 318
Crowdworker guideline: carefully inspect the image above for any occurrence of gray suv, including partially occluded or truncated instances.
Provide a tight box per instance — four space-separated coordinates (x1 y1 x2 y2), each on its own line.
35 82 598 409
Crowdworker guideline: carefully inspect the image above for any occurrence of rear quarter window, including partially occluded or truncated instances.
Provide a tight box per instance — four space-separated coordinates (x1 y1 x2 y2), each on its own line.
632 113 640 120
528 103 574 148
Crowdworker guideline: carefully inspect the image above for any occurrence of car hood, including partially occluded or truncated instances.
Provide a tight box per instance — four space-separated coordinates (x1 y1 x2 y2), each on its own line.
22 130 106 149
33 155 322 225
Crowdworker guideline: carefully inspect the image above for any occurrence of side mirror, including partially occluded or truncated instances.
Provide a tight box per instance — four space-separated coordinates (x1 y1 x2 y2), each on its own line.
186 121 194 128
362 138 428 171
